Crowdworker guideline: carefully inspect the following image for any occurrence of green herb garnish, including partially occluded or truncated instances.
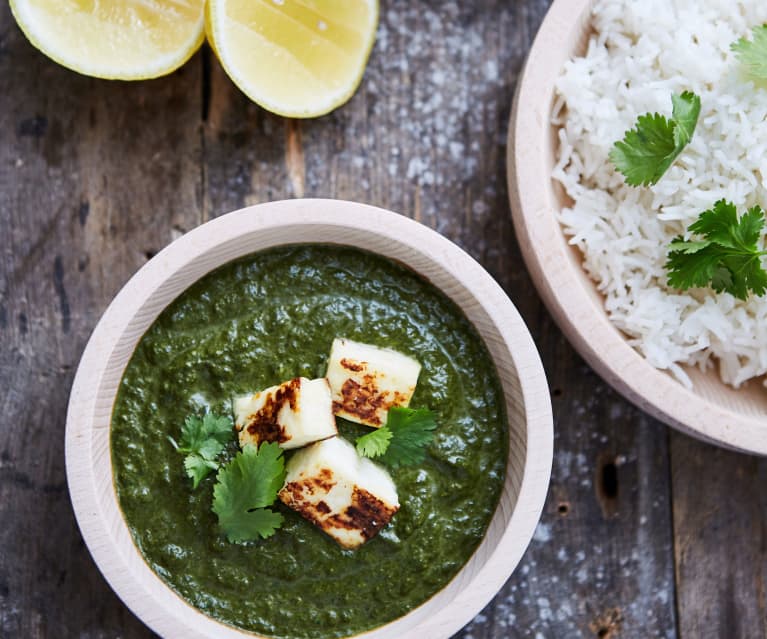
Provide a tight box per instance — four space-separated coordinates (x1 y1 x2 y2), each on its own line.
609 91 701 187
356 407 437 468
732 24 767 80
169 413 233 488
212 442 286 543
666 200 767 300
355 426 393 459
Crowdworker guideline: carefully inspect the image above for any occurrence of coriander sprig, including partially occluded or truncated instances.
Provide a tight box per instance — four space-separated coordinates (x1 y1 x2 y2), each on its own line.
731 24 767 80
609 91 701 187
355 426 392 459
355 407 437 468
212 442 286 542
666 200 767 300
169 413 233 488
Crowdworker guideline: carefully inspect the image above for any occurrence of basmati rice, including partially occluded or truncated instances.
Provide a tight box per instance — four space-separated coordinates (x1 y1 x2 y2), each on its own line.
553 0 767 388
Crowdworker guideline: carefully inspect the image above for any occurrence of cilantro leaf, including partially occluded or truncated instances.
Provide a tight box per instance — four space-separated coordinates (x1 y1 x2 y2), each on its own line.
184 455 219 489
355 408 438 467
731 24 767 80
381 407 438 468
667 240 726 289
177 413 232 455
666 200 767 300
609 92 701 187
689 201 765 249
217 508 284 543
609 113 675 186
355 426 393 458
169 413 234 488
212 442 286 543
670 91 700 149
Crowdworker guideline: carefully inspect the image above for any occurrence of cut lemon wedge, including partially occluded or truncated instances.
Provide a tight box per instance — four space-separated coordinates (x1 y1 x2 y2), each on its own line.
207 0 379 118
10 0 205 80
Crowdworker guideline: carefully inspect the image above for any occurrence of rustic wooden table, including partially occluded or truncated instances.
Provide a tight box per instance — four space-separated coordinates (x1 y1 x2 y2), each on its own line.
1 1 765 637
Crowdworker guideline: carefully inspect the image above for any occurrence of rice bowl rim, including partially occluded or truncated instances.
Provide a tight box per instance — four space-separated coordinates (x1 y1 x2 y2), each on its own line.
508 0 767 456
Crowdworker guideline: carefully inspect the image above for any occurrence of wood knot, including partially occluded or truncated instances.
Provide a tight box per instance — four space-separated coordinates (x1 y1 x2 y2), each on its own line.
596 452 619 518
589 607 622 639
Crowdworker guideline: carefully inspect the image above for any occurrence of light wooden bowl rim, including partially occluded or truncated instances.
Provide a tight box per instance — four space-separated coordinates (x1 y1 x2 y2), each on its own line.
65 199 554 639
508 0 767 455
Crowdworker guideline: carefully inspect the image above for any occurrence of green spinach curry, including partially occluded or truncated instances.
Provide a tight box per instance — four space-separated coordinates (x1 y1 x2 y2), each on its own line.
111 245 508 638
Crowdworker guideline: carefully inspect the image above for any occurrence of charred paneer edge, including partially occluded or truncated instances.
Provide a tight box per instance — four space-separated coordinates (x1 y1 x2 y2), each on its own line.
234 377 337 450
326 338 421 428
278 436 400 548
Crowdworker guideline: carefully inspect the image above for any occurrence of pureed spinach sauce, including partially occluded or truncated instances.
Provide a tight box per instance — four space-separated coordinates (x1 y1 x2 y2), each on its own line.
111 245 508 638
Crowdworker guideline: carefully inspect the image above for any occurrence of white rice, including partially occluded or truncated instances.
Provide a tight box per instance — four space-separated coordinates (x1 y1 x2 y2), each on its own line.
552 0 767 388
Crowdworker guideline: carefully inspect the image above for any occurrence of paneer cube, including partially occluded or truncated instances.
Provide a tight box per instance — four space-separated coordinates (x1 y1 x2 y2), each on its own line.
278 436 400 548
234 377 337 450
325 338 421 428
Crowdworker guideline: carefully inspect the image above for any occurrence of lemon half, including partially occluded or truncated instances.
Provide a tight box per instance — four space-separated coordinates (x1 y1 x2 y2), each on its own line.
207 0 379 118
10 0 205 80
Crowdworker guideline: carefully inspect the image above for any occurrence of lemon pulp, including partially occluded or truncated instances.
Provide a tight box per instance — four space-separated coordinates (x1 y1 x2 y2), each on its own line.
11 0 205 80
208 0 379 118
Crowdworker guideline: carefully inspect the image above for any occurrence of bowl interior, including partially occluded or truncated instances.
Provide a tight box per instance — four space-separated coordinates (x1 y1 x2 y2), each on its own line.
66 200 553 639
509 0 767 454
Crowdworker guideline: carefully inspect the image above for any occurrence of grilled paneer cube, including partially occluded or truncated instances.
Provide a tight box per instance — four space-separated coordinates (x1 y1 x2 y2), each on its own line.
279 436 400 548
326 338 421 428
234 377 337 450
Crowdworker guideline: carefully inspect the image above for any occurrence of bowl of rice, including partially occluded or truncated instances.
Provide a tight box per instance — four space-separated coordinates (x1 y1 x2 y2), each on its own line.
508 0 767 454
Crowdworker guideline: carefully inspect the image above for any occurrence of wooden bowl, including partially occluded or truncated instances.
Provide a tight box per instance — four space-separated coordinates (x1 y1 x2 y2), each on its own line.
65 199 553 638
508 0 767 455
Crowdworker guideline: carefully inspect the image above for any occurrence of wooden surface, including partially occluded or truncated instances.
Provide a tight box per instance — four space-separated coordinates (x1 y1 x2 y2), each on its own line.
0 0 765 637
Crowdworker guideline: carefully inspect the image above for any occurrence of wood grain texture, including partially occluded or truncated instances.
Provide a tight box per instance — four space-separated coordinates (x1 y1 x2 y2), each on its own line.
2 0 766 638
459 362 677 639
671 433 767 639
0 1 201 636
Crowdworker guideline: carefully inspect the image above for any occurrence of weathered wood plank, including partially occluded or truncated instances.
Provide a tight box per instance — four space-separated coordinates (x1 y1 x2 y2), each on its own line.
13 0 767 638
458 362 678 639
0 2 202 636
203 48 292 217
671 433 767 639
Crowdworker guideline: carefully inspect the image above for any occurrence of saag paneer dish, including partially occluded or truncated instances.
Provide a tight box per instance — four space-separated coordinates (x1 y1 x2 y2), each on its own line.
111 245 508 638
